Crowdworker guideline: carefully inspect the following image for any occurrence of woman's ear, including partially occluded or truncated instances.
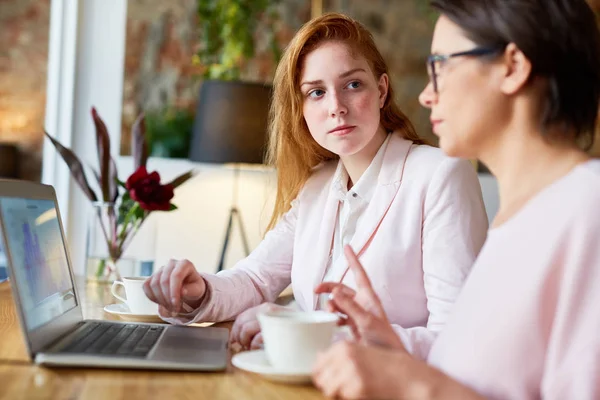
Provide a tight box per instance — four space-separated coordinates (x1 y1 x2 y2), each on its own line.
378 73 389 108
500 43 532 95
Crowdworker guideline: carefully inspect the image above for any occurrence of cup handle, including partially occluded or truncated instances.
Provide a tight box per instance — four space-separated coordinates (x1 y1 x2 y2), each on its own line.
110 281 127 303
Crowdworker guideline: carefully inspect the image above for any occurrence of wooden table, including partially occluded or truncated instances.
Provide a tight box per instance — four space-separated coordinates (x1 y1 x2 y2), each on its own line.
0 280 324 399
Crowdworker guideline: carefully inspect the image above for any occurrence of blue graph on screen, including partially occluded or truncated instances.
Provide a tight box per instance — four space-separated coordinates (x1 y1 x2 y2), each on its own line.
1 198 72 305
22 221 60 304
0 197 76 330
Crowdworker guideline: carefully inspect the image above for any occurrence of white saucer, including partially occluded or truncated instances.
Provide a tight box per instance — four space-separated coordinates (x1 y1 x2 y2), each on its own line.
231 350 312 384
103 303 164 324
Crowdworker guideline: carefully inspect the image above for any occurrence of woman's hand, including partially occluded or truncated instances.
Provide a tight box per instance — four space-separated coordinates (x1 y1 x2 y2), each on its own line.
313 340 486 400
143 259 207 316
315 245 405 350
230 302 289 350
313 341 408 399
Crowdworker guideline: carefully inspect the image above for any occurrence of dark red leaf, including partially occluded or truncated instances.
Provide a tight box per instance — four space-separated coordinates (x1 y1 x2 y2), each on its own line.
132 113 148 171
110 157 118 202
44 131 98 202
92 159 118 203
91 107 112 202
167 169 196 189
91 167 101 186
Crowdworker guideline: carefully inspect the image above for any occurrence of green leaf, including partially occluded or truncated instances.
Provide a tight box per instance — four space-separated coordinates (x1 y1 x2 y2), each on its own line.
144 108 194 158
44 131 98 202
169 204 178 211
117 191 134 226
195 0 281 80
133 205 146 220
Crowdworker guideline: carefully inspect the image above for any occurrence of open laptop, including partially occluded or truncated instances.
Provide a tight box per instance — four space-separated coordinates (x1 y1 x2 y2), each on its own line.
0 179 228 371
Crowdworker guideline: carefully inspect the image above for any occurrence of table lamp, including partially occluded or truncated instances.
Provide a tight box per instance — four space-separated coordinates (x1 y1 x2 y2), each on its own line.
189 80 272 272
0 143 18 179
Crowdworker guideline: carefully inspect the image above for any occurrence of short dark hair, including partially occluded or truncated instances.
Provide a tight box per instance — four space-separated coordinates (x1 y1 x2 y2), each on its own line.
430 0 600 149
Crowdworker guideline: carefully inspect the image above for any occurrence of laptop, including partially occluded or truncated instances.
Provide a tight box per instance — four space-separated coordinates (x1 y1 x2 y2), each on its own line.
0 179 228 371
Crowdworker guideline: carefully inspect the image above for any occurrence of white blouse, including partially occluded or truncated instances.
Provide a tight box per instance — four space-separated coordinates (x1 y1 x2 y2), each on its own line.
322 134 391 284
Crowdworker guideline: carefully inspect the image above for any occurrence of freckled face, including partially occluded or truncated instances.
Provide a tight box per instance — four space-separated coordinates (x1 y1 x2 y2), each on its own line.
300 41 388 158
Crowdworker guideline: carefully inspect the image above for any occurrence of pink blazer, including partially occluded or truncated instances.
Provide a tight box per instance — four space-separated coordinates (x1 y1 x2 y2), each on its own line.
163 133 489 346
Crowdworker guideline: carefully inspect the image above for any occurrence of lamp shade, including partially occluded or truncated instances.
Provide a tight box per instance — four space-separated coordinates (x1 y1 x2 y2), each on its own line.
0 144 18 178
189 80 272 164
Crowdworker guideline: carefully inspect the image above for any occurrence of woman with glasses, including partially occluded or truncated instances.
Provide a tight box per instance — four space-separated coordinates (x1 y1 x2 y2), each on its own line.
313 0 600 399
142 13 488 351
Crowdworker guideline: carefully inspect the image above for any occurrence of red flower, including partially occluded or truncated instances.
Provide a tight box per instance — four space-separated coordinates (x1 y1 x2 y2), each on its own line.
125 167 174 211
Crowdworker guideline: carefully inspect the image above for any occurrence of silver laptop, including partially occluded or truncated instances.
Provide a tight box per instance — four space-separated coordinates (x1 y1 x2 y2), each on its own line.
0 179 228 371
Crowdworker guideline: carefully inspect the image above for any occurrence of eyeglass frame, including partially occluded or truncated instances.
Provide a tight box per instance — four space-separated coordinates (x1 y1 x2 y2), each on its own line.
427 47 502 93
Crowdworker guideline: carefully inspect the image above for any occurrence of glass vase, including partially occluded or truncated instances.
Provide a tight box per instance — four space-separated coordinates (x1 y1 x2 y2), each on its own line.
85 202 134 284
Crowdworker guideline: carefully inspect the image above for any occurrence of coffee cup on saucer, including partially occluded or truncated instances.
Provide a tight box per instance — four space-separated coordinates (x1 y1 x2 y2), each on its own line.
110 276 158 315
257 310 338 372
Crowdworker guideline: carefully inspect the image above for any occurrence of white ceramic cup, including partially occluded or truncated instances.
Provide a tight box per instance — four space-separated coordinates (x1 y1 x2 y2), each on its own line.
110 277 158 315
258 310 338 371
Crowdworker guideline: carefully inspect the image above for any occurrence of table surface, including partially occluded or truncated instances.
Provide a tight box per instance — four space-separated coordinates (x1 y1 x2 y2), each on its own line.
0 279 323 400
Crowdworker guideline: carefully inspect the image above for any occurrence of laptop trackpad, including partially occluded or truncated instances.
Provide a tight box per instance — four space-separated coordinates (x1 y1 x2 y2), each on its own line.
151 326 228 365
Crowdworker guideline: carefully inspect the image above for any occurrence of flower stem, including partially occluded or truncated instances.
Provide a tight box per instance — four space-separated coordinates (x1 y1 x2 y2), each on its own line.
119 214 147 256
95 205 114 277
95 258 106 278
115 203 149 258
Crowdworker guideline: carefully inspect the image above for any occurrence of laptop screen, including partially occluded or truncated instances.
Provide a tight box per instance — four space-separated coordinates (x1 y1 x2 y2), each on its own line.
0 197 77 331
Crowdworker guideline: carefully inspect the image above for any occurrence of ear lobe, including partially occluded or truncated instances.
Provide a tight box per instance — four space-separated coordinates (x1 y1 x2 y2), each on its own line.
500 43 532 95
378 73 389 108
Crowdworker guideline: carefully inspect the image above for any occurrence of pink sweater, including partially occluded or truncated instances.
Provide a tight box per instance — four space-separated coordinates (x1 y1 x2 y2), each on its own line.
427 160 600 399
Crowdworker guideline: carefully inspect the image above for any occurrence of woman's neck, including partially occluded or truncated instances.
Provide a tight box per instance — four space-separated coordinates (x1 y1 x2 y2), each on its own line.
340 127 388 189
481 124 589 228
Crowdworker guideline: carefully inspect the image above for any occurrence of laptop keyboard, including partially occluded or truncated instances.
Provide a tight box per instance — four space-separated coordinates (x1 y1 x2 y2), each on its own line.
60 322 165 357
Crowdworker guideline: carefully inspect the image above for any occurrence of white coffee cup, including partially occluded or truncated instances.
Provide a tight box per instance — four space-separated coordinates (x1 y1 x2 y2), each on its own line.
110 277 158 315
258 310 338 371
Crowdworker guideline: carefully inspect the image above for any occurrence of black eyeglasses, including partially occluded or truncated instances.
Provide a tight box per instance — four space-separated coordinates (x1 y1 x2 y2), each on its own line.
427 47 501 93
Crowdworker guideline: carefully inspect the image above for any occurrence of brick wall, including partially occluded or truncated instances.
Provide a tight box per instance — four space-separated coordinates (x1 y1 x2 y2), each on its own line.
119 0 310 154
1 0 599 182
324 0 437 144
118 0 437 151
0 0 50 181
